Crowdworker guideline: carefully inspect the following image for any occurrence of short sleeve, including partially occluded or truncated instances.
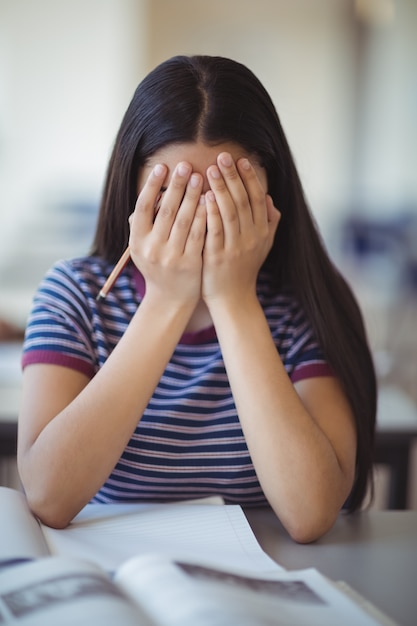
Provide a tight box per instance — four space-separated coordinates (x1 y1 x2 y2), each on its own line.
22 260 97 378
284 303 333 383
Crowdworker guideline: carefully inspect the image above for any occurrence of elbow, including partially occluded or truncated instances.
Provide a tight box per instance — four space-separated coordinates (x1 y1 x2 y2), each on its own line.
24 488 74 529
37 510 73 531
267 474 354 544
271 501 340 544
18 465 76 529
286 517 335 544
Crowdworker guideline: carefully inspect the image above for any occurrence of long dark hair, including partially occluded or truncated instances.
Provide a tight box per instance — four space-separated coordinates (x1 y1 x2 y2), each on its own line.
92 55 376 511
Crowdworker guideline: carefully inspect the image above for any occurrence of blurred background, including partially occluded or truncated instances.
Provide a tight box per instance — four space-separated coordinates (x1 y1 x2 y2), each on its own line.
0 0 416 506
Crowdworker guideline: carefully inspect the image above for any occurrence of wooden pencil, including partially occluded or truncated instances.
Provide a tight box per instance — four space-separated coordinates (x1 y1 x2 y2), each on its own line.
96 192 164 301
96 246 131 301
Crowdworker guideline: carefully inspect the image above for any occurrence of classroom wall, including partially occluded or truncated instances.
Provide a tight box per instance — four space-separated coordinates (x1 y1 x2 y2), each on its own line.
0 0 146 324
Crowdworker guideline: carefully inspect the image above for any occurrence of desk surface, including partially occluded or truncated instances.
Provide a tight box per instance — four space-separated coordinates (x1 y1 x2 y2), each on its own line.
245 508 417 626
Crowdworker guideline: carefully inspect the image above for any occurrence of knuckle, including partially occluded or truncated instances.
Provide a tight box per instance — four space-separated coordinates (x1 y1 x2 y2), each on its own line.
171 175 187 191
135 197 148 213
210 177 227 192
175 215 191 230
225 167 239 182
159 205 175 219
225 211 239 225
209 225 223 238
189 227 205 242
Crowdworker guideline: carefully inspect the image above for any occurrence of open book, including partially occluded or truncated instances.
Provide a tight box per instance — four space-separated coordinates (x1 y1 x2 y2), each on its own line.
0 487 393 625
0 487 279 574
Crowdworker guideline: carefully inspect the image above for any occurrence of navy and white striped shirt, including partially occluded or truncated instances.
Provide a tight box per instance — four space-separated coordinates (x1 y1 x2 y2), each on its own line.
22 257 331 506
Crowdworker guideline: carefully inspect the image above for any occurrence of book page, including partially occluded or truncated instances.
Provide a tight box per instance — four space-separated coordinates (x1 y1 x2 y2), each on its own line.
115 554 385 626
42 503 281 574
334 581 397 626
0 557 155 625
0 487 49 562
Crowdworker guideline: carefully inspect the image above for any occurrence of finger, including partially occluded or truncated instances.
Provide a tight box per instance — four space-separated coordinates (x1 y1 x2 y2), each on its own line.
204 189 224 254
133 163 167 233
153 191 164 219
184 195 207 256
169 172 204 250
207 164 240 244
154 162 192 239
236 158 268 226
217 152 252 223
217 152 255 235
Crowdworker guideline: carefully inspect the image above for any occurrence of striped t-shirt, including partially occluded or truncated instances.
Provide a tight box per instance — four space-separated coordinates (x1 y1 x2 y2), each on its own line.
22 256 332 506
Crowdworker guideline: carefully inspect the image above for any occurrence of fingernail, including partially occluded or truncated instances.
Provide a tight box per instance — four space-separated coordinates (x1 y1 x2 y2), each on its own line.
153 163 165 176
219 153 233 167
240 158 251 170
208 166 220 179
190 173 200 188
177 162 190 177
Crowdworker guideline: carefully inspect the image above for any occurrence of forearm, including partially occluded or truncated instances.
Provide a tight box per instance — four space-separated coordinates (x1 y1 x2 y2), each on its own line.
209 294 354 542
21 158 207 527
20 294 196 527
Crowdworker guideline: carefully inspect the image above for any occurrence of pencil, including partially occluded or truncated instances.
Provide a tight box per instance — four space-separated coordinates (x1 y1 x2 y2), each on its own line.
96 192 164 301
96 246 131 301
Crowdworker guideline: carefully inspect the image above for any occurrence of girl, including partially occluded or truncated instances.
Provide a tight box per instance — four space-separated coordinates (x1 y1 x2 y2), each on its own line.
18 55 376 542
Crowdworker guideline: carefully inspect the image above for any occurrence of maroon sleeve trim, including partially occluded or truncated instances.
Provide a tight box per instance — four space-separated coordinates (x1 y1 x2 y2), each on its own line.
290 363 333 383
22 350 95 379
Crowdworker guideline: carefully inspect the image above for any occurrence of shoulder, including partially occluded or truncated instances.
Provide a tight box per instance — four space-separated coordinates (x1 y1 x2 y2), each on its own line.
24 256 137 374
33 256 139 322
42 256 113 290
36 256 127 304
